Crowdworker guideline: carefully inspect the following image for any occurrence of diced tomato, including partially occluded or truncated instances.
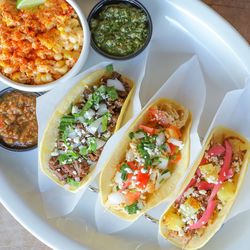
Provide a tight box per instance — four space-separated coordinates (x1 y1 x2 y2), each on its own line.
165 125 181 139
124 191 141 205
168 143 178 155
127 162 137 171
188 199 217 230
136 167 150 189
170 152 181 163
148 108 168 126
196 181 214 190
122 181 131 190
139 124 157 135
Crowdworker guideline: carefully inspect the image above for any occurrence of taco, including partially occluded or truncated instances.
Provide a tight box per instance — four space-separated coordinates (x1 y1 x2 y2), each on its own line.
100 98 192 221
39 65 134 192
159 126 250 250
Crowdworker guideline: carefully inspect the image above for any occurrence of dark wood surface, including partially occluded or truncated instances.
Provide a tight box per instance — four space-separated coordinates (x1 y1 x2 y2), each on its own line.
0 1 249 249
203 0 250 43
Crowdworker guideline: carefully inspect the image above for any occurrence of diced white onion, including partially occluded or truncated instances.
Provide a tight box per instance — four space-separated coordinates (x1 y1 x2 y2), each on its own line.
77 116 85 124
51 151 59 156
126 149 135 162
84 109 95 119
158 157 169 169
97 103 108 116
156 133 165 146
73 137 80 144
108 192 124 205
72 105 79 114
96 138 106 149
137 200 144 209
168 138 184 150
134 132 145 139
86 117 102 135
107 79 125 91
68 131 77 139
114 172 122 185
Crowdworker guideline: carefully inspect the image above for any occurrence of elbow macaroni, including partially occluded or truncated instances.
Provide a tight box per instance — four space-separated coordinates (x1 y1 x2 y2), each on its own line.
0 0 83 85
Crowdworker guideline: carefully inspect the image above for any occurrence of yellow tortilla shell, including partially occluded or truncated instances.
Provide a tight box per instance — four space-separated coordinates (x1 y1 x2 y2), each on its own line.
159 126 250 250
100 98 192 221
39 69 135 193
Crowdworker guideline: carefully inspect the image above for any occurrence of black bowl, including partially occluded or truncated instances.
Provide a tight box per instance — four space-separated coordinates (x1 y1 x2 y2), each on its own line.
0 87 41 152
87 0 153 60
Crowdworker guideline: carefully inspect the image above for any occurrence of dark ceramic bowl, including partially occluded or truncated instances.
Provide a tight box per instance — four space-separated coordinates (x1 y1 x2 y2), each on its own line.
87 0 153 60
0 87 41 152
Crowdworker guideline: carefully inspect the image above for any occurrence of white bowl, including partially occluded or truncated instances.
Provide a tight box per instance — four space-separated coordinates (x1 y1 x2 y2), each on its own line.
0 0 90 93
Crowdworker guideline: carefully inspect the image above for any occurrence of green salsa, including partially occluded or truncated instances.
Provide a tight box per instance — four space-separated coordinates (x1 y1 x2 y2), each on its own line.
90 3 149 57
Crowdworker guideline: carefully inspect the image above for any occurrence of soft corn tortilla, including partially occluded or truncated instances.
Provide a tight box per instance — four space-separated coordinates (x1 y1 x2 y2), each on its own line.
159 126 250 250
100 98 192 221
39 69 135 193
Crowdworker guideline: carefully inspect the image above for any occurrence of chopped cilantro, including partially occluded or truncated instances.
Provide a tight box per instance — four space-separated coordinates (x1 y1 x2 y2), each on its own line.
106 64 114 73
80 146 88 157
124 202 139 214
107 86 118 101
67 178 81 187
101 113 110 132
129 132 134 139
82 99 93 114
58 151 79 164
120 163 130 181
87 137 97 152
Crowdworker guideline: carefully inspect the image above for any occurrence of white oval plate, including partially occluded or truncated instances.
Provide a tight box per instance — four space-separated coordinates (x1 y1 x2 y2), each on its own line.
1 0 250 249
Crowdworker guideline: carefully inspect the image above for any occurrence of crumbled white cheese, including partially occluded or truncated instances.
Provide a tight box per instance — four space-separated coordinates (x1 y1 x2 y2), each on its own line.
141 168 148 174
184 187 194 198
217 204 223 210
125 168 133 174
199 190 207 195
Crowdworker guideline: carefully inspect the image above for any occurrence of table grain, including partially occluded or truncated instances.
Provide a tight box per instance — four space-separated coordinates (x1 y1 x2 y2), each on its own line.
0 1 249 249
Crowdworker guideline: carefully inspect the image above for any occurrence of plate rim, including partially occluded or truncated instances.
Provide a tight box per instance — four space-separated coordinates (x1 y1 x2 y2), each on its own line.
1 0 250 249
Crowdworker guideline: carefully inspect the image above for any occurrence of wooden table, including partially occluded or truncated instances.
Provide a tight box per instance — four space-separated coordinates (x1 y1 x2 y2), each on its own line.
0 1 249 249
204 0 250 43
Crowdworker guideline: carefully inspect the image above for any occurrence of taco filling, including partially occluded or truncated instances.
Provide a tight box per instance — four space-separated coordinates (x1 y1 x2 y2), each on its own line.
48 70 131 187
161 134 247 245
106 103 189 215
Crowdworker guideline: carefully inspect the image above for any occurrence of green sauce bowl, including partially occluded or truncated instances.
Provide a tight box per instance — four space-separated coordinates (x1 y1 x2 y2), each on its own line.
87 0 153 60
